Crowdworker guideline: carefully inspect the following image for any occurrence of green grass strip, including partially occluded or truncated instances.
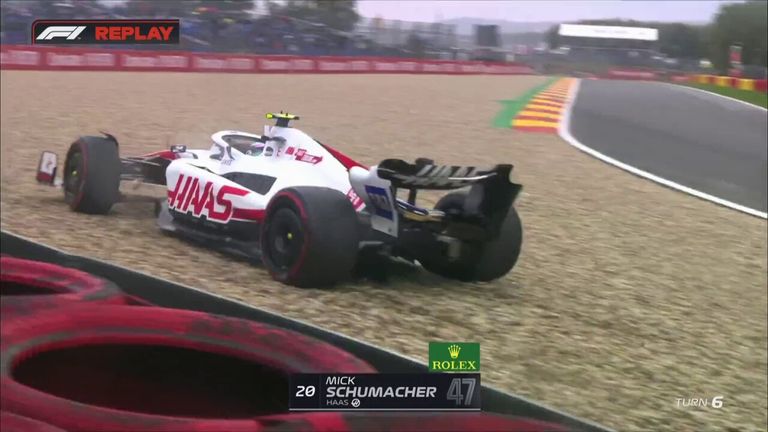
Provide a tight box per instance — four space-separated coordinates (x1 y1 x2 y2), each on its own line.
492 76 559 128
684 82 768 108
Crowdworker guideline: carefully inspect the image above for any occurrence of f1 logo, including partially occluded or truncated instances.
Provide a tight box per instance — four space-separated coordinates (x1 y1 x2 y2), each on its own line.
36 26 86 41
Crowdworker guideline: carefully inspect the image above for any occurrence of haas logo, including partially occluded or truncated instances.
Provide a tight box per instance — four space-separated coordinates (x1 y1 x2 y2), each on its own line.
168 174 249 223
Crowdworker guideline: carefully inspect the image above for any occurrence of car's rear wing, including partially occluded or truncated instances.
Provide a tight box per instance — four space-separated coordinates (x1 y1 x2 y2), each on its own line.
376 159 511 190
376 159 523 240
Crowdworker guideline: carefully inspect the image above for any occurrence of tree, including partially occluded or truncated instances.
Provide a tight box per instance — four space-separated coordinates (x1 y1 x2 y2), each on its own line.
545 24 559 49
268 0 359 32
709 0 767 71
314 0 359 32
657 23 704 59
406 33 426 58
118 0 255 17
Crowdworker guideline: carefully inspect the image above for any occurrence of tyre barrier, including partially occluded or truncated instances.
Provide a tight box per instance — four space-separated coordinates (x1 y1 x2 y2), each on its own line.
361 412 569 432
0 412 67 432
0 255 581 431
256 411 569 431
0 305 376 432
0 256 127 316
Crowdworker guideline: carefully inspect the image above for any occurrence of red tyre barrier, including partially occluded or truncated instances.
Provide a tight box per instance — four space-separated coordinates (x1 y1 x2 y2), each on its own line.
258 412 570 431
0 305 376 432
756 79 768 93
0 256 127 316
0 412 67 432
345 412 569 431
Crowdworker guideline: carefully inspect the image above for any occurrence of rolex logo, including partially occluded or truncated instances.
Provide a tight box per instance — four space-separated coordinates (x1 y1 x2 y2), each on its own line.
429 342 480 372
448 344 461 359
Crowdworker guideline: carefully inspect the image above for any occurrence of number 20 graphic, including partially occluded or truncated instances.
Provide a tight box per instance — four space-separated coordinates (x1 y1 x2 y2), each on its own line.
295 385 316 397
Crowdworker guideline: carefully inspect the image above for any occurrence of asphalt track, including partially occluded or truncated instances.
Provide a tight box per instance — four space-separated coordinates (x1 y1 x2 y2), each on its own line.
568 79 768 214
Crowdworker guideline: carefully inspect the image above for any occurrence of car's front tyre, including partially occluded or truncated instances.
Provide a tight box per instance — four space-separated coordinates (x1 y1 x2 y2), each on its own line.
63 136 121 214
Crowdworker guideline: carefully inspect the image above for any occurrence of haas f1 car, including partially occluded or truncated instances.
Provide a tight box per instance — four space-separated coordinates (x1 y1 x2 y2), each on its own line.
36 113 523 288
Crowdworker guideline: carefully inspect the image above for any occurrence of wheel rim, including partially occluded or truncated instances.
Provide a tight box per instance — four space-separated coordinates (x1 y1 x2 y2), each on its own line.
266 209 305 271
64 150 83 202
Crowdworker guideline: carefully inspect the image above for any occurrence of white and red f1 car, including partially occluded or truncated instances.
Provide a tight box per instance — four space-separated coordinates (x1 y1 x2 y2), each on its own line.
36 113 523 287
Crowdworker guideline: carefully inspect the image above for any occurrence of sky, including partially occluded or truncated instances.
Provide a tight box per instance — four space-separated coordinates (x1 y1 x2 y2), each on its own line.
356 1 742 23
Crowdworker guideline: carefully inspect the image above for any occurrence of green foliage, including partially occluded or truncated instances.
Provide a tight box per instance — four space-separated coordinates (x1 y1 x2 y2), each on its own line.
685 83 768 108
120 0 255 17
267 0 360 32
709 0 768 71
405 33 426 57
658 23 704 59
198 0 254 12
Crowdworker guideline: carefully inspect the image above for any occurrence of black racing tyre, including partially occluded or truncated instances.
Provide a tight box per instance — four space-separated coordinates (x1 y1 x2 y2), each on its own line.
261 187 359 288
63 136 121 214
421 192 523 282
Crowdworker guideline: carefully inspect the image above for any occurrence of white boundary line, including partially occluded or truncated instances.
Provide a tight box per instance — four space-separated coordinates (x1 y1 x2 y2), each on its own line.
661 81 768 112
558 79 768 220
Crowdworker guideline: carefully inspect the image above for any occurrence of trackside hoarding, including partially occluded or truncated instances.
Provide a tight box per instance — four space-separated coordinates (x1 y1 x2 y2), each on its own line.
558 24 659 41
0 45 535 75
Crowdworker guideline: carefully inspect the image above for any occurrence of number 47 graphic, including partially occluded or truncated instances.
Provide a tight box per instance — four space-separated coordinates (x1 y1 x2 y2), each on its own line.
447 378 476 406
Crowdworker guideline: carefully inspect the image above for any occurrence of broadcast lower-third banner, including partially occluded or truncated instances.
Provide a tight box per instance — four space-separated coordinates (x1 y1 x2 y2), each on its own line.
289 373 481 411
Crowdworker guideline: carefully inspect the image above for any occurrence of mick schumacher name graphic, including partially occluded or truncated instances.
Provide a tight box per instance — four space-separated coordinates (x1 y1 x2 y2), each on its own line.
290 373 481 411
325 376 438 399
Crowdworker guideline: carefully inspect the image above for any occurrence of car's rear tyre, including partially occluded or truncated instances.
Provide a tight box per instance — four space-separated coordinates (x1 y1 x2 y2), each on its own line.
261 187 359 288
420 192 522 282
63 136 121 214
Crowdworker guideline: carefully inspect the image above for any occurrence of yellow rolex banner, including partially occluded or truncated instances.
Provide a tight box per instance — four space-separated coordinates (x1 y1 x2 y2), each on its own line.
428 342 480 372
